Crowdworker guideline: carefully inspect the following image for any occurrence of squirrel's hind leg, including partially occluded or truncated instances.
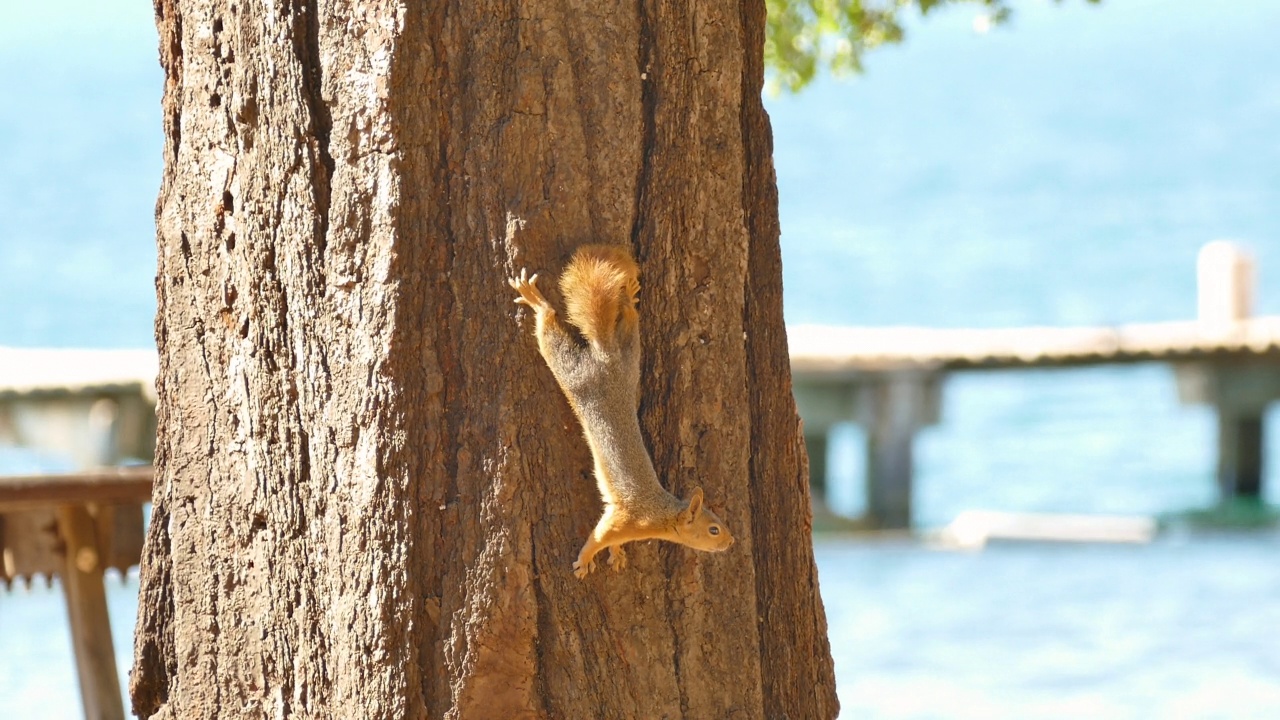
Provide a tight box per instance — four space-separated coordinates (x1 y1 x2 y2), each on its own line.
574 507 629 579
572 538 626 578
607 545 627 572
573 539 602 579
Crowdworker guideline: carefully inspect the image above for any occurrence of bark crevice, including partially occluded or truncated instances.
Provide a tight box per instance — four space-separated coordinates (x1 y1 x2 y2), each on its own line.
294 0 334 257
629 0 658 254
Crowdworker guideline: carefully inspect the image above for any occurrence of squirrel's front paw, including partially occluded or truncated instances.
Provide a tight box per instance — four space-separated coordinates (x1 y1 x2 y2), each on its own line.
572 557 596 579
607 546 627 572
508 268 551 311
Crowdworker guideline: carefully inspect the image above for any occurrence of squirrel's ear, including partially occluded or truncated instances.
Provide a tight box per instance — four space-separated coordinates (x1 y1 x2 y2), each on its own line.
683 486 704 522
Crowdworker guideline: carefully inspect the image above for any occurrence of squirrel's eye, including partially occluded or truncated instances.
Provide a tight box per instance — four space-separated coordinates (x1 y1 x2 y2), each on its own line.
708 526 720 536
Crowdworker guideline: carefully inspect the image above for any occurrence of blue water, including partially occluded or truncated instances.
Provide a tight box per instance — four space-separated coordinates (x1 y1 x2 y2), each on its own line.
3 0 1280 717
821 535 1280 719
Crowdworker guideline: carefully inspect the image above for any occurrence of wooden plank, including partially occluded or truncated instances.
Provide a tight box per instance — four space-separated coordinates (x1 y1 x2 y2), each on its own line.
101 503 146 576
0 467 153 511
1 508 62 583
57 504 126 720
789 317 1280 375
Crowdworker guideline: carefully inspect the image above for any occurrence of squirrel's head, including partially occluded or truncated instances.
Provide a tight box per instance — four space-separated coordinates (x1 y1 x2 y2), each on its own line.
674 487 734 552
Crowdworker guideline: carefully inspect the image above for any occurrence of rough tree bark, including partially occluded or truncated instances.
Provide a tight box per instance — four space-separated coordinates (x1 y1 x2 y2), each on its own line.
132 0 837 718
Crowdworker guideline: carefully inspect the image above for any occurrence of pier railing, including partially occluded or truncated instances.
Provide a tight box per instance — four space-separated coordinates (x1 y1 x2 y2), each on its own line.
0 468 152 720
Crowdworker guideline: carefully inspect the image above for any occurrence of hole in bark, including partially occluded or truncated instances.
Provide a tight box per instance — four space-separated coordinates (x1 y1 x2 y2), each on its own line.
213 17 223 33
222 190 234 213
225 232 236 251
210 92 221 107
236 95 258 126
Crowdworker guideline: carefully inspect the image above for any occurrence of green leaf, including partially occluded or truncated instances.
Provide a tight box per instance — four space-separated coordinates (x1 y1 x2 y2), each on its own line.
764 0 1099 93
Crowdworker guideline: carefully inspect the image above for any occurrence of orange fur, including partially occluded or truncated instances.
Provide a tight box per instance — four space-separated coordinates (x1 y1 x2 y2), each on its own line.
559 244 640 351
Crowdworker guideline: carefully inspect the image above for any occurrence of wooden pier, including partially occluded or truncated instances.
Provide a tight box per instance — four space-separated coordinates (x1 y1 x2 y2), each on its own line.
1 348 156 720
791 242 1280 528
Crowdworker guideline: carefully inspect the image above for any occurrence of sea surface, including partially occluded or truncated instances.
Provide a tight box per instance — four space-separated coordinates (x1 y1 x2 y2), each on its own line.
3 0 1280 717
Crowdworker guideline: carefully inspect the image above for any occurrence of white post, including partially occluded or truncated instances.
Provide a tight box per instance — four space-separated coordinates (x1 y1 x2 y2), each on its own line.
1197 240 1254 326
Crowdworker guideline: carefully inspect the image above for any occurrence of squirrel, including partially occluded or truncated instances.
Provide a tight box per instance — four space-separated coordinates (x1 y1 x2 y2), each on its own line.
509 244 734 579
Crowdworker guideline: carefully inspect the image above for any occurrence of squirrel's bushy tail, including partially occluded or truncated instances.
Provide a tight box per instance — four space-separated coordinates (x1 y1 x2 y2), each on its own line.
560 244 640 350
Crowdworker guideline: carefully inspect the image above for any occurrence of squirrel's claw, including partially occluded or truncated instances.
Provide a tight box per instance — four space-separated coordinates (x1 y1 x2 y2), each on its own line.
510 268 551 311
607 546 627 572
572 557 596 579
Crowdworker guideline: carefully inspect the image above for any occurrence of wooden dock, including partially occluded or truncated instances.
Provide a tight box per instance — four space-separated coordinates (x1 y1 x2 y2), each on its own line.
791 242 1280 528
1 349 156 720
789 317 1280 374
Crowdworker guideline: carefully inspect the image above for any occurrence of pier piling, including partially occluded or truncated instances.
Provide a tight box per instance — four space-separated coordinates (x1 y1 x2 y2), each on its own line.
1178 242 1276 501
862 372 940 529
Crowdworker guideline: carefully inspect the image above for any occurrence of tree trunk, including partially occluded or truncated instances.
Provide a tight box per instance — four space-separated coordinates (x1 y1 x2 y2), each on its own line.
132 0 837 718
